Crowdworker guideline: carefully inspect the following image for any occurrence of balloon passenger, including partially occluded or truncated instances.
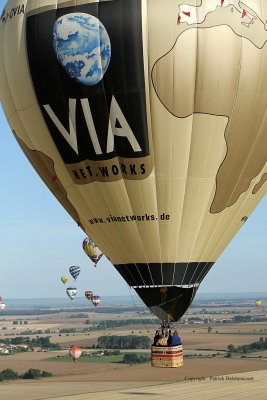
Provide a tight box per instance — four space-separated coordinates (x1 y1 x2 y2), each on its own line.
153 330 161 346
170 331 182 346
156 334 168 347
167 330 172 346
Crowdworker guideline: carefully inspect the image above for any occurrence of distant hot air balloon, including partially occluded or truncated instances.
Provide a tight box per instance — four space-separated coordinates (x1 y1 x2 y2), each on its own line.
255 300 262 307
85 291 93 301
61 276 68 285
0 0 266 329
69 266 80 281
0 297 2 303
0 303 5 311
91 295 101 308
83 238 103 267
69 346 82 362
66 287 77 300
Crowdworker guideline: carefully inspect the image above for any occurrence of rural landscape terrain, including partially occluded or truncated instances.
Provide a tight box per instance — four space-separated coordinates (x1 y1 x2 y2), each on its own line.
0 294 267 399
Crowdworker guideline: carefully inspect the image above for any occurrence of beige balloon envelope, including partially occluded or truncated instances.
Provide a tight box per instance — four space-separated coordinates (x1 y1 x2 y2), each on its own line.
0 0 266 322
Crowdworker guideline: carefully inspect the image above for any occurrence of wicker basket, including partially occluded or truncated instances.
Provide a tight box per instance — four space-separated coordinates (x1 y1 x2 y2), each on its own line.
151 345 183 368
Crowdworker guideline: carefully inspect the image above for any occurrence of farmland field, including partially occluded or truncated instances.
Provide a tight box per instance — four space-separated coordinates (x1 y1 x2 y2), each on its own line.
0 297 267 399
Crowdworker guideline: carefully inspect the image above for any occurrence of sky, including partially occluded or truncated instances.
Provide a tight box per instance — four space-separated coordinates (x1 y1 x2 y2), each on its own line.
0 1 266 300
0 101 266 299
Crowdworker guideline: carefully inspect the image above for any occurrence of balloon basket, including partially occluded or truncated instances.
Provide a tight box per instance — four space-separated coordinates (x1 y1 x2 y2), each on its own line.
151 345 183 368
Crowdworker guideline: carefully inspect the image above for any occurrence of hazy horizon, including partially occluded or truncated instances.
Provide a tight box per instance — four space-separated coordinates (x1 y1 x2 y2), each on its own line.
2 292 267 309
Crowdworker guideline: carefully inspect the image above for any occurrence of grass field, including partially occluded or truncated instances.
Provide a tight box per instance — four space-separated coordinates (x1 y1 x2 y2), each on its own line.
44 352 150 363
44 354 124 363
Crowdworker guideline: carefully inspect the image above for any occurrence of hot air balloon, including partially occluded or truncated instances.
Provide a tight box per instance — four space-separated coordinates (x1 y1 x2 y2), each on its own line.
69 266 80 281
83 237 103 267
85 291 93 301
0 0 266 333
91 295 101 308
66 287 77 300
69 346 82 362
61 276 68 285
0 303 5 311
255 300 262 307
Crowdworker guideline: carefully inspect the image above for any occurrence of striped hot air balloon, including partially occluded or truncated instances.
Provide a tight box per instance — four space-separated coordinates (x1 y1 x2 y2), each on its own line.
91 296 101 308
69 266 81 281
85 291 93 301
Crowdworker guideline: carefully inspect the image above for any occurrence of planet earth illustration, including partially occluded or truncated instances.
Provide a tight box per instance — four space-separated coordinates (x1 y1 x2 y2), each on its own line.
53 13 111 86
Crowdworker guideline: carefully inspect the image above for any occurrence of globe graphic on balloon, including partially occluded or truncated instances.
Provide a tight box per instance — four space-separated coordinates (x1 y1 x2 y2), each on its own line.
53 13 111 86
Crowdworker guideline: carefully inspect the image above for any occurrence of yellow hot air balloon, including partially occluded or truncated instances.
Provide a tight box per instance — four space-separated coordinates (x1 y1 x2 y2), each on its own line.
61 276 68 285
255 300 262 307
0 0 266 326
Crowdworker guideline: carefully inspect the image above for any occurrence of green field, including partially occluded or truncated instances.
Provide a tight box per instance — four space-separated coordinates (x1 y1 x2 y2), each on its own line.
43 352 150 364
43 355 124 363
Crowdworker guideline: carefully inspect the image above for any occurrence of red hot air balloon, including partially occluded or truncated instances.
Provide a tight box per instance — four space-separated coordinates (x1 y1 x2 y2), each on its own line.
91 296 101 308
69 346 82 362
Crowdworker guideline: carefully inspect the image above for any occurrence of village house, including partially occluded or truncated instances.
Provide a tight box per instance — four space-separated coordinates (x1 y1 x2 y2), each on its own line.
7 344 17 349
0 348 9 354
32 346 41 352
15 344 28 349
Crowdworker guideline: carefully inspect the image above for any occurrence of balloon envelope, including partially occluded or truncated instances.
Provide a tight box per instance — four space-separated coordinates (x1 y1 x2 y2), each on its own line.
83 237 103 267
255 300 262 307
0 303 5 311
61 276 68 284
0 0 266 322
69 346 82 362
66 287 77 300
91 295 101 307
85 291 93 301
69 266 81 281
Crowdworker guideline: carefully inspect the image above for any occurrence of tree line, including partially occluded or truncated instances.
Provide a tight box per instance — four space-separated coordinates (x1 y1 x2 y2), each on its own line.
0 368 52 381
228 337 267 354
1 336 60 350
97 335 151 349
123 353 150 364
95 319 159 330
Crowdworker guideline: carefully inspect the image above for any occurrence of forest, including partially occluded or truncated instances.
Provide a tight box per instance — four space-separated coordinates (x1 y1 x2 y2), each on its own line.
97 335 151 349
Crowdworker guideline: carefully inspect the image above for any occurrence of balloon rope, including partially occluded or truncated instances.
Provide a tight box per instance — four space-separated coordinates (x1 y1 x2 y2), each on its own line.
178 286 197 335
127 286 159 334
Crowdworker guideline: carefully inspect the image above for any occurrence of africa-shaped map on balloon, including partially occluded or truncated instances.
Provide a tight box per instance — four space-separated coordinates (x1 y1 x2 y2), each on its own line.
152 0 267 214
53 13 111 86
